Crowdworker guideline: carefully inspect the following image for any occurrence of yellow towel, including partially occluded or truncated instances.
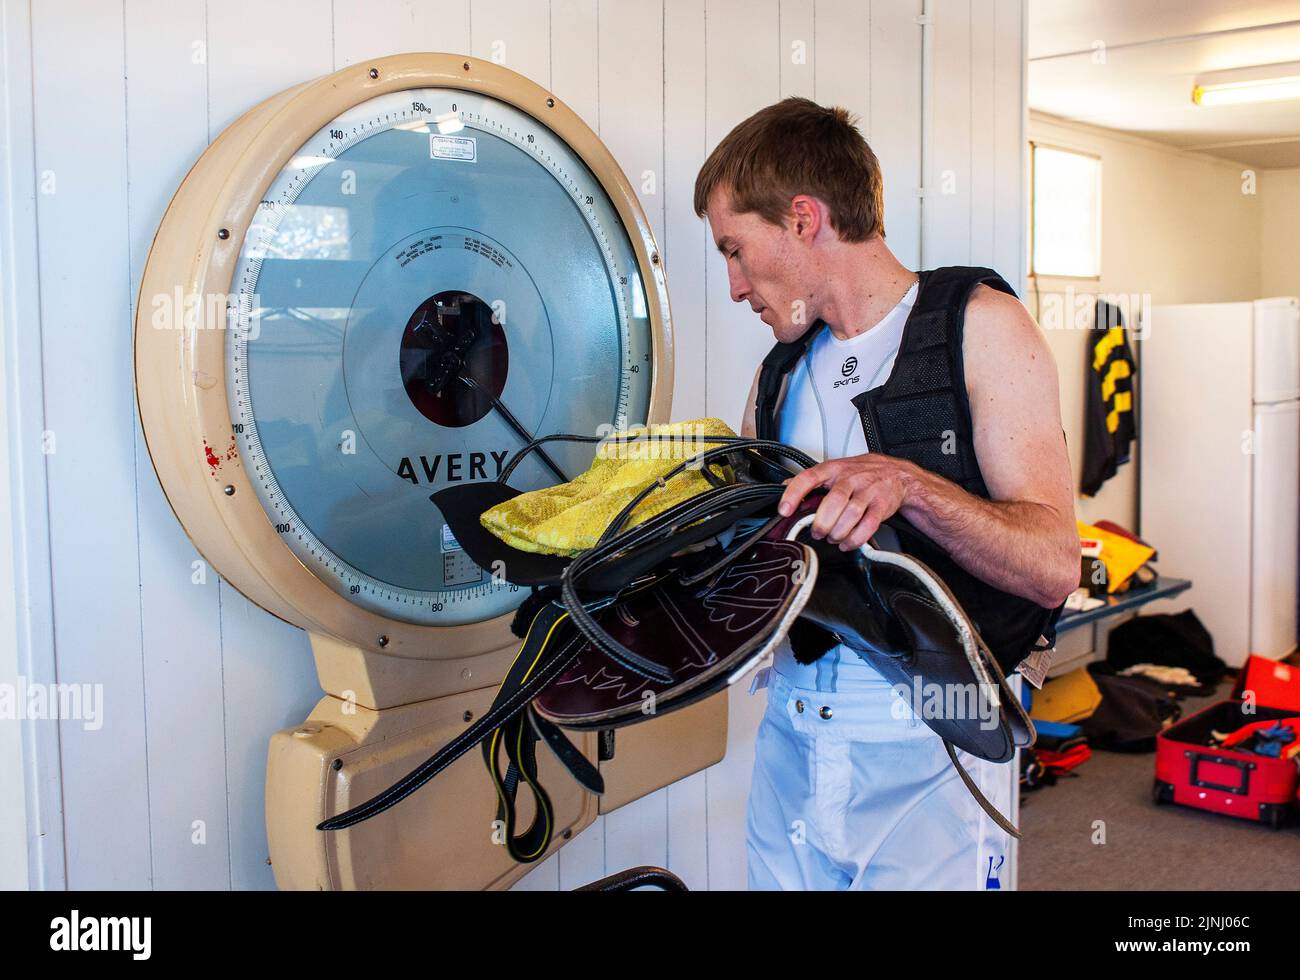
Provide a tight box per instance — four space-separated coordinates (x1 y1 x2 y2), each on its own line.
481 418 739 556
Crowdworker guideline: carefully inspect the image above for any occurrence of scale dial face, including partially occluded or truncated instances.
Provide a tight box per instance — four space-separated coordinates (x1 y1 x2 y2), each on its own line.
226 88 655 627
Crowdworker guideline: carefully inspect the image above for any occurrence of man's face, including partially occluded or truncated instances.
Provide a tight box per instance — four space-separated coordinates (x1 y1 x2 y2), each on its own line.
705 188 810 343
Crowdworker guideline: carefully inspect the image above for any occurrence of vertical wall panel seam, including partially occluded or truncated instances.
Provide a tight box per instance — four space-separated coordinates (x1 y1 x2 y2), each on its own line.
28 0 72 888
5 0 66 889
204 0 211 143
595 1 600 135
969 2 974 263
120 0 156 889
922 0 928 266
992 0 999 273
1018 0 1027 291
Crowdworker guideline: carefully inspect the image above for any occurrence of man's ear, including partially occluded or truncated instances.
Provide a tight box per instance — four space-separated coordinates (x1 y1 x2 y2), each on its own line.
789 194 822 242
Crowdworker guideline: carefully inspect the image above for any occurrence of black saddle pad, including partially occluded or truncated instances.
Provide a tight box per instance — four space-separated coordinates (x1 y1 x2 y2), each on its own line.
432 480 783 593
430 483 572 587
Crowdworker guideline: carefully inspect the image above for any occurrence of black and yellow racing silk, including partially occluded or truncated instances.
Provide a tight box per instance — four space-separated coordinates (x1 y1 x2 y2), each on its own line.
1081 299 1136 496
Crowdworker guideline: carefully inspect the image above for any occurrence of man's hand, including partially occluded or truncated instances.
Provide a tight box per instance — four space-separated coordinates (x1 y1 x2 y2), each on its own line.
777 453 916 551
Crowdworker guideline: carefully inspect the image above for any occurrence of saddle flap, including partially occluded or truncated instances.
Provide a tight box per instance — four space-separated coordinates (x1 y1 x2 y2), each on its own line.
783 513 1032 764
534 539 818 729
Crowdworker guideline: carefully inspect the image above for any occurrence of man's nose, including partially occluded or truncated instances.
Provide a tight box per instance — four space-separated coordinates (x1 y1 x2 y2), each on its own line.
727 265 750 304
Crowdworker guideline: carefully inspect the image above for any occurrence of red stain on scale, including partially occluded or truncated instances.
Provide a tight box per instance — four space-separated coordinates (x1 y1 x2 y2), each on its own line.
204 437 240 477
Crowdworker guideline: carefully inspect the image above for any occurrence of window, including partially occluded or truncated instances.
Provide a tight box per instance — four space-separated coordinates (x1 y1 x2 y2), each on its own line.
1030 143 1102 279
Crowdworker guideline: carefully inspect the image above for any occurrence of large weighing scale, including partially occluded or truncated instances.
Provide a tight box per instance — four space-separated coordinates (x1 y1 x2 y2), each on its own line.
134 53 726 890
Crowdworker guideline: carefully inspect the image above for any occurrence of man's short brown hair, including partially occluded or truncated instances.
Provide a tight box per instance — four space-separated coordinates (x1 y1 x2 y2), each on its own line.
693 97 885 242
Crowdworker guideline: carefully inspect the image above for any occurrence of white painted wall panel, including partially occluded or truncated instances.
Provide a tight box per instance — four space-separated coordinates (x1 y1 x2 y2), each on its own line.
969 2 996 264
927 0 973 265
470 0 551 90
992 0 1026 288
333 0 472 68
2 0 1027 891
550 0 599 128
591 0 680 884
31 0 149 890
662 0 707 424
1 0 63 891
206 0 337 892
659 0 714 889
124 0 229 891
699 0 782 891
702 0 781 434
206 0 334 137
815 0 871 134
780 0 815 100
869 0 923 270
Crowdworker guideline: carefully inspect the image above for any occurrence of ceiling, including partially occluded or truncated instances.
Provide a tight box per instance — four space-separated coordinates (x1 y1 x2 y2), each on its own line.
1028 0 1300 167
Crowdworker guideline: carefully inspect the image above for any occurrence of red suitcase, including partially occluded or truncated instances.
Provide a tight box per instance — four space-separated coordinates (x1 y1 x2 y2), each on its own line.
1154 656 1300 829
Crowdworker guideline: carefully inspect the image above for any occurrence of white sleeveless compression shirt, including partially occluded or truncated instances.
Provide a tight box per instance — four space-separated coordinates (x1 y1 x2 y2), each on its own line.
777 281 918 462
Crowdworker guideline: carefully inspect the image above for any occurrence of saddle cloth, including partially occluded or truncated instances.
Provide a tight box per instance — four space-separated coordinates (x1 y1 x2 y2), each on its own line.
316 425 1035 860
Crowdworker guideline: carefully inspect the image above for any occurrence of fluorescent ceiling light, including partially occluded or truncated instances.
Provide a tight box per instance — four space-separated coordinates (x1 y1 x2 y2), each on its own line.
1193 61 1300 106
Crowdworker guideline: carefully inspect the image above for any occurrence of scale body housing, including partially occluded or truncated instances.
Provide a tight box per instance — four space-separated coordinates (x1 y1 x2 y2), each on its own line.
134 52 726 890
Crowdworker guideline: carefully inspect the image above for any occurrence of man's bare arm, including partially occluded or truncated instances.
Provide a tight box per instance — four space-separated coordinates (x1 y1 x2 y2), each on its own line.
896 286 1078 607
776 287 1078 609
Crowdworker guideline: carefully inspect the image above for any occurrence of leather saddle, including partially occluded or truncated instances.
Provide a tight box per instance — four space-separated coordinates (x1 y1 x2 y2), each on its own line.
317 432 1035 858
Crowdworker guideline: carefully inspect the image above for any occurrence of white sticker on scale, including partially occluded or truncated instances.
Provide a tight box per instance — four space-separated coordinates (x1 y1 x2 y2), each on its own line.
441 524 463 553
430 135 477 162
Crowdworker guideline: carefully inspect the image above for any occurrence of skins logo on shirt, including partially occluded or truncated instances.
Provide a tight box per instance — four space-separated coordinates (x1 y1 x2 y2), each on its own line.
833 356 860 389
985 854 1004 889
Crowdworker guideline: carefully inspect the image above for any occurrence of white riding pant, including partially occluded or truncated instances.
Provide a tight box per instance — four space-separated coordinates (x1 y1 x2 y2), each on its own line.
746 641 1014 890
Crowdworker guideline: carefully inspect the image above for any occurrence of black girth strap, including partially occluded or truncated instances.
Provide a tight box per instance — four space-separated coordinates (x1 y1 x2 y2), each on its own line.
317 600 601 864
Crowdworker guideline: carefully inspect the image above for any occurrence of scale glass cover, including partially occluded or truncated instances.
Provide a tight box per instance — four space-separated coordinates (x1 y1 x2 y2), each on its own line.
225 88 654 627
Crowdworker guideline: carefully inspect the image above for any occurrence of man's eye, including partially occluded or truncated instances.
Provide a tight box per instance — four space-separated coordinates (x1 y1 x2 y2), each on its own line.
729 250 740 260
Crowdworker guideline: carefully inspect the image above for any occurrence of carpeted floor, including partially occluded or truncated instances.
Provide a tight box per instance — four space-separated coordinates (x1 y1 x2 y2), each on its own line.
1019 679 1300 890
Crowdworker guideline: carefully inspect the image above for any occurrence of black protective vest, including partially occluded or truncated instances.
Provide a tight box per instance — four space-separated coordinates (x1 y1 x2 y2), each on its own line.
755 266 1063 673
